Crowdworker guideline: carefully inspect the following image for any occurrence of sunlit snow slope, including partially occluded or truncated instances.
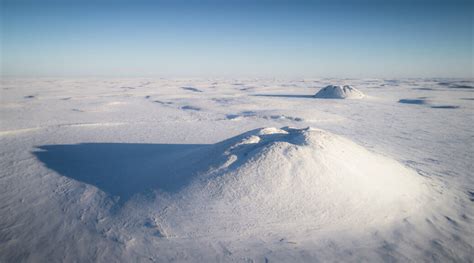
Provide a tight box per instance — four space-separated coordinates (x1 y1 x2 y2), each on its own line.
151 127 431 238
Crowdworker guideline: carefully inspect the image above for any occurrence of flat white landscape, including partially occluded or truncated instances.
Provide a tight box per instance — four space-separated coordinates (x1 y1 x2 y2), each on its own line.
0 78 473 262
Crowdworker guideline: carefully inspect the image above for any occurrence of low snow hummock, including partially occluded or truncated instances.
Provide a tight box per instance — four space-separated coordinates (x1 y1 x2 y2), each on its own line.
314 85 365 99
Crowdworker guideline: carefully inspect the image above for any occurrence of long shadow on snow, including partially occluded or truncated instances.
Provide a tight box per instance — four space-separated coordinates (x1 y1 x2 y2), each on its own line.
33 128 288 205
253 94 315 99
33 143 209 204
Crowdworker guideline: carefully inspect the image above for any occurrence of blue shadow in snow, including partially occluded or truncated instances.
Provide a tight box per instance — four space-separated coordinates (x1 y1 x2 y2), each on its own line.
431 105 460 109
253 94 315 98
33 143 208 204
398 99 427 105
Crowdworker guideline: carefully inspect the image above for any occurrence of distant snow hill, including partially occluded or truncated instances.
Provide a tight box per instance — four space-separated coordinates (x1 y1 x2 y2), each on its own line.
314 85 365 99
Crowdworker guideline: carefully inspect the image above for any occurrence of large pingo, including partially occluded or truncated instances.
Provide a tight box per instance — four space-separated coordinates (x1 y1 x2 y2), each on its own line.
153 127 430 238
315 85 365 99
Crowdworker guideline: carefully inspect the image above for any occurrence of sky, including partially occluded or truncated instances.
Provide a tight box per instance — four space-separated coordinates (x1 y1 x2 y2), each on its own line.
1 0 473 78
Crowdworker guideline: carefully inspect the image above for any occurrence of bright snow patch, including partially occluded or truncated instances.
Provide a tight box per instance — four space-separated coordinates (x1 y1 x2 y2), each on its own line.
257 127 289 135
314 85 365 99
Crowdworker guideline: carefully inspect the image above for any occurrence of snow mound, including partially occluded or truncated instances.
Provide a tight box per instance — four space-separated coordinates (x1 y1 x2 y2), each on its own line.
153 127 429 238
314 85 365 99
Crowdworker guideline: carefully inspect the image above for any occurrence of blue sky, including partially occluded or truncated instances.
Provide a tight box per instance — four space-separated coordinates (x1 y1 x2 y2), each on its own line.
1 0 472 78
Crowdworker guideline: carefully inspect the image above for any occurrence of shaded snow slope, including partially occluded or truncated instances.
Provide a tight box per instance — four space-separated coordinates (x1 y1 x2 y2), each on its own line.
315 85 365 99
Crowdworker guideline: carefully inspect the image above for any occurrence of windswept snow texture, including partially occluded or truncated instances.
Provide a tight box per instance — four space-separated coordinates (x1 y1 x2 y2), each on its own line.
314 85 365 99
1 78 473 262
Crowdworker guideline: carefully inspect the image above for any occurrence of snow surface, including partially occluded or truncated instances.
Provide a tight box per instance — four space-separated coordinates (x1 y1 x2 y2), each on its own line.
0 78 473 262
314 85 365 99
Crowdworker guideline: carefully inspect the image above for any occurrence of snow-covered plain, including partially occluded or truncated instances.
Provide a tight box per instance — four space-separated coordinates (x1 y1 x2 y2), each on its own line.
0 78 473 262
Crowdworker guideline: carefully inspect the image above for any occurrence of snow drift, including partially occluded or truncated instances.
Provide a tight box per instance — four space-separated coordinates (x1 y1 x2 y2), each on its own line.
314 85 365 99
152 127 429 238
